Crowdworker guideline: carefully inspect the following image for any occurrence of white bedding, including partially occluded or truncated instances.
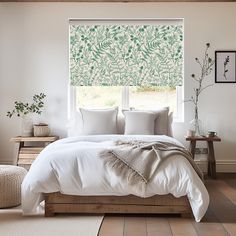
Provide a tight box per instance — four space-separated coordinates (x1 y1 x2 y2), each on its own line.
22 135 209 222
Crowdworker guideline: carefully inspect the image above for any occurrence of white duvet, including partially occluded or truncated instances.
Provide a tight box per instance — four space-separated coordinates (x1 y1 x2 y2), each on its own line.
22 135 209 222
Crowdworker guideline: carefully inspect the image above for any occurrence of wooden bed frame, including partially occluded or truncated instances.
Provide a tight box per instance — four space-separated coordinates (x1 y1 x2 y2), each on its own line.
44 192 192 218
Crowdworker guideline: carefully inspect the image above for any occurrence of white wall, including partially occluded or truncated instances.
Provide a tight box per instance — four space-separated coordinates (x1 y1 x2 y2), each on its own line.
0 3 236 171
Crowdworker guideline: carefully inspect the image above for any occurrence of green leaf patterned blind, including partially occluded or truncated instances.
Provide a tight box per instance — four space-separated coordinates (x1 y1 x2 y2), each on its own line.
70 20 183 87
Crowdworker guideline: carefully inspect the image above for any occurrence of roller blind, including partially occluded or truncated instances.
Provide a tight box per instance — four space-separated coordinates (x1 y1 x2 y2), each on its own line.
70 19 183 87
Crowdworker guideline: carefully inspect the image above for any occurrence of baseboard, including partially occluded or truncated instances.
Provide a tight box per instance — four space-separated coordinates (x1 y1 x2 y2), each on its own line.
195 160 236 173
0 160 16 165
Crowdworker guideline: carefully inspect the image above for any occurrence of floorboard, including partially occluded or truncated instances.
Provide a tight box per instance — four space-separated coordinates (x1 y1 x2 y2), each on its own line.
193 222 229 236
201 207 219 223
98 177 236 236
99 216 124 236
224 179 236 191
206 180 236 223
216 180 236 205
223 223 236 236
124 217 147 236
146 217 172 236
168 218 198 236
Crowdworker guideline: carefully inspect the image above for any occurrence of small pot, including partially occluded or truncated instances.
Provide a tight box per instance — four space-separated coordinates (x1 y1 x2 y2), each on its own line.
34 124 50 137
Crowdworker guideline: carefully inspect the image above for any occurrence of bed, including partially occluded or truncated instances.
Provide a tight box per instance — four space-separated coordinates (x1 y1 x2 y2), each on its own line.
21 135 209 222
21 107 209 222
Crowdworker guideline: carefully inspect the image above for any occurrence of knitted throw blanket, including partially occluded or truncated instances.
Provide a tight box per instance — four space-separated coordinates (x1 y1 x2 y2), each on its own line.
99 140 203 195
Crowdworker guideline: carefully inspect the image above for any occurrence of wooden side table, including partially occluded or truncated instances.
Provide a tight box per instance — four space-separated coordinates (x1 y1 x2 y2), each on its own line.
10 136 59 169
185 136 221 179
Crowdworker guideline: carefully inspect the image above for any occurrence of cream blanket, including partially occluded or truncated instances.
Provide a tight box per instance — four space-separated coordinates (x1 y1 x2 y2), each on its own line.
100 140 203 194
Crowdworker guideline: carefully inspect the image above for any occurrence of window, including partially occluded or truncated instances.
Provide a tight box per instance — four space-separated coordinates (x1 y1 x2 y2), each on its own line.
76 86 122 108
69 19 184 121
74 85 183 120
129 86 176 111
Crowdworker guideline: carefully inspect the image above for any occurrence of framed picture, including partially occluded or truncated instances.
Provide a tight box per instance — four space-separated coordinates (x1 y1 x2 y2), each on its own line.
215 51 236 83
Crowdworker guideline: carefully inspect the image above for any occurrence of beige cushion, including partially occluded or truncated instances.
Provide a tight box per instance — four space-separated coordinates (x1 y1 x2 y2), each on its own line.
123 111 157 135
167 112 173 137
0 165 27 208
80 107 118 135
117 115 125 134
153 107 170 135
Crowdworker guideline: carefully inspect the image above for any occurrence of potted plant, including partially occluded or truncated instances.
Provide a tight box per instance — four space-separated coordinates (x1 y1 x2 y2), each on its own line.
7 93 46 136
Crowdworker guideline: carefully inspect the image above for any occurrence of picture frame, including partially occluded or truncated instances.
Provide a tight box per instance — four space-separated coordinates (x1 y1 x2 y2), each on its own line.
215 51 236 83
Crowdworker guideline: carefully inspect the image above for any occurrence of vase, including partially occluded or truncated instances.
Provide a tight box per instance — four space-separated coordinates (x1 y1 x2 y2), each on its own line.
21 115 33 136
189 106 204 136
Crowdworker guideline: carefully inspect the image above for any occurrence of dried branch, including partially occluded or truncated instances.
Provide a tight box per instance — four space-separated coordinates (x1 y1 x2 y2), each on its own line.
184 97 197 106
187 43 214 109
195 58 203 71
199 83 214 95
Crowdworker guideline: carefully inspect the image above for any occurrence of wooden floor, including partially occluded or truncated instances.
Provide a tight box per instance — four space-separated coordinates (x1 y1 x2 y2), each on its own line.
99 175 236 236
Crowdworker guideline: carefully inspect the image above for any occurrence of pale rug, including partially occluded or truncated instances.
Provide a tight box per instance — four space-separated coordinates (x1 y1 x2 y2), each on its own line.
0 207 104 236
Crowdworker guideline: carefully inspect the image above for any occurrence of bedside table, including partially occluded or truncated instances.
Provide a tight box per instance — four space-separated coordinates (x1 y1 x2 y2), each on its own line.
11 136 59 169
185 135 221 179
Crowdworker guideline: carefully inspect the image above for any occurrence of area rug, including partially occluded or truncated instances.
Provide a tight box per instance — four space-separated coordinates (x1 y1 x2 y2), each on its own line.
0 207 104 236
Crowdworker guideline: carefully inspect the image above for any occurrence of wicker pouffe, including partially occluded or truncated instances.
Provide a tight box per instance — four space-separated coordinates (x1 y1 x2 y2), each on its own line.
0 165 27 208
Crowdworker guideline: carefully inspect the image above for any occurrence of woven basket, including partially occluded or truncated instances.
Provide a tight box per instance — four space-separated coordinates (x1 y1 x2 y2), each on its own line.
34 124 50 137
0 165 27 208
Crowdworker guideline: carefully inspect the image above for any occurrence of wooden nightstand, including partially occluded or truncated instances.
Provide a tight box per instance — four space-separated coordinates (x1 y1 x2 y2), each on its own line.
185 135 221 179
11 136 59 169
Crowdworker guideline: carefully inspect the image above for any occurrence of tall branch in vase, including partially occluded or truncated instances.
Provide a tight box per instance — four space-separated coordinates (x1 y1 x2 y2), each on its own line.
186 43 215 135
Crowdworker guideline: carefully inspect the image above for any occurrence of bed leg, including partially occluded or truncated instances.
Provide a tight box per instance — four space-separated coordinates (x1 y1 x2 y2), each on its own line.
45 205 55 217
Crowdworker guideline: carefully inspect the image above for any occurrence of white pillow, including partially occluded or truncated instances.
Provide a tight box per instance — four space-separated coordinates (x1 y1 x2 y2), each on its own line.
123 111 157 135
80 107 118 135
123 107 170 135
